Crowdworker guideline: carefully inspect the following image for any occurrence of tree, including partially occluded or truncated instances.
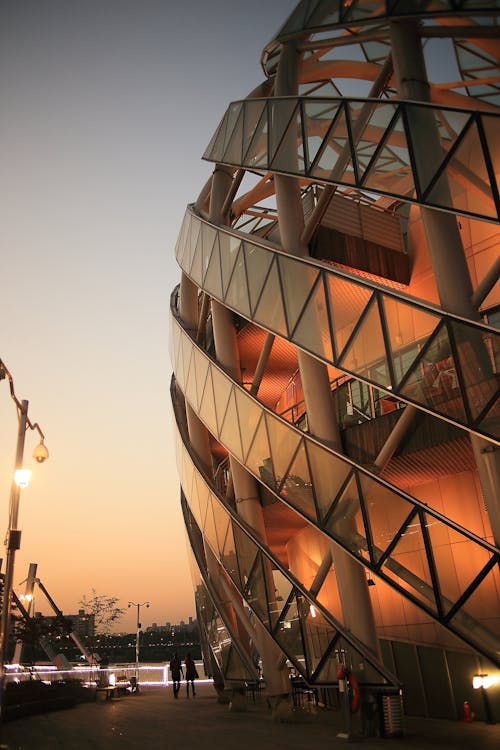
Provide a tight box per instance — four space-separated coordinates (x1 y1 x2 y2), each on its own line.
79 590 125 636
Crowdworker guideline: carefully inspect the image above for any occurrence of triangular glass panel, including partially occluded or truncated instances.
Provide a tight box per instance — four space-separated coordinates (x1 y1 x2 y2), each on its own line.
451 320 499 423
211 494 230 559
379 512 438 615
270 569 294 628
210 365 233 437
316 555 343 625
303 100 341 170
193 348 210 415
426 120 497 219
221 102 243 160
325 472 369 560
243 103 269 169
222 105 244 165
245 414 273 488
306 441 351 523
382 296 440 386
187 214 202 276
326 274 372 361
244 242 274 316
203 496 219 555
301 601 337 680
478 394 500 442
184 460 199 523
358 473 415 565
281 440 318 521
399 323 467 423
201 222 218 285
292 275 333 361
221 521 241 589
179 331 193 392
225 644 253 681
311 106 356 184
270 104 305 173
481 114 500 201
184 345 198 411
198 368 218 435
234 388 263 463
219 232 241 299
253 257 288 337
273 591 306 675
233 523 259 588
220 389 244 462
446 561 500 647
189 231 203 286
244 553 271 629
269 99 300 164
203 234 223 299
265 412 301 492
242 100 267 160
203 114 226 161
174 211 190 265
362 111 415 198
339 298 392 389
278 254 319 336
306 0 339 27
224 244 251 319
424 511 495 618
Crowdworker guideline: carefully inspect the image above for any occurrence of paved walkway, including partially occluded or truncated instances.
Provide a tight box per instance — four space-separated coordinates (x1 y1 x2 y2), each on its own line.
2 683 499 750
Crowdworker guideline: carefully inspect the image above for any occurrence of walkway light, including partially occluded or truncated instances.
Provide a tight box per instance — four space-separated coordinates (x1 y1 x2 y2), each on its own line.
14 469 32 489
32 440 49 464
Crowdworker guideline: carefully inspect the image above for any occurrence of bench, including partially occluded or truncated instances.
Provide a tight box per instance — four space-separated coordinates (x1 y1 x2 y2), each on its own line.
96 686 118 702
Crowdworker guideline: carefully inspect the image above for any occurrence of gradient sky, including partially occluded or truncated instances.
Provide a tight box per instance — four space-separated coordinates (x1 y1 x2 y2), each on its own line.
0 0 295 633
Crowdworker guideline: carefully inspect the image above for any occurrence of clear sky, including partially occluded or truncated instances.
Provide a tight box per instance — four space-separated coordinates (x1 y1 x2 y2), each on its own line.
0 0 295 633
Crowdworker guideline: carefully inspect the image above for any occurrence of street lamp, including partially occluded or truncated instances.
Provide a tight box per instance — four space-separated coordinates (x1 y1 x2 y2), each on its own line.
128 601 150 671
0 361 48 729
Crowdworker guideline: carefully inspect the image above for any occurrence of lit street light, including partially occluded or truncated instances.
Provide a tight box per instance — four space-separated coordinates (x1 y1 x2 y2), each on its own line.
0 361 49 735
128 601 150 675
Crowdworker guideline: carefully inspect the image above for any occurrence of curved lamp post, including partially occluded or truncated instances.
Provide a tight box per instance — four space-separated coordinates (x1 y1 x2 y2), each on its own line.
0 361 48 730
128 601 150 673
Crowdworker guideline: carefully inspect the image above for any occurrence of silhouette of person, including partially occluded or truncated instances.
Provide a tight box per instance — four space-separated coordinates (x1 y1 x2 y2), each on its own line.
185 652 198 697
170 653 183 698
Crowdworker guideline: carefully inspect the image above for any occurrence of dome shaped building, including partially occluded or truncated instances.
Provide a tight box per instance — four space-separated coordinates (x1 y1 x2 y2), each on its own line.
170 0 500 724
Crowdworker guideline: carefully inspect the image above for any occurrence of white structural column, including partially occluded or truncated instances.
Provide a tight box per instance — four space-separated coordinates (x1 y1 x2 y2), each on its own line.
390 20 500 548
273 42 380 658
209 165 291 698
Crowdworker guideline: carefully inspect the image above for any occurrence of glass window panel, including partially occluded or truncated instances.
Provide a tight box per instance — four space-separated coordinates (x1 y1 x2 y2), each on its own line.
340 298 391 388
245 554 270 629
382 296 439 385
243 103 269 169
482 114 500 196
359 474 415 564
326 275 372 359
301 601 337 679
274 593 306 676
265 413 301 491
281 441 318 521
203 235 223 298
203 496 219 555
201 221 218 284
189 231 203 286
244 414 273 487
326 473 369 560
221 101 243 157
399 324 467 423
210 365 233 436
223 106 244 165
380 514 438 614
310 108 356 184
184 346 198 411
219 390 244 461
187 214 202 275
306 441 351 522
253 258 288 337
193 347 210 410
235 388 263 463
225 645 253 681
362 113 415 198
224 245 251 319
448 563 500 647
278 254 319 335
269 99 300 162
478 396 500 442
451 321 499 423
425 512 495 617
174 211 190 265
233 523 259 587
303 100 340 170
243 242 274 316
270 569 293 628
180 332 193 392
316 556 343 625
242 100 267 159
292 276 333 361
211 495 230 558
222 521 242 590
198 369 218 435
203 114 226 161
219 232 242 298
270 108 305 173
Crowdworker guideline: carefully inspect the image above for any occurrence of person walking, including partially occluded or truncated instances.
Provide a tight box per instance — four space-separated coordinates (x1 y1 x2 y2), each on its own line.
170 652 183 698
185 652 198 697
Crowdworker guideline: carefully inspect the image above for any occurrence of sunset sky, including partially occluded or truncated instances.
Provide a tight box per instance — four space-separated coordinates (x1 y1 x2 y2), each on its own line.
0 0 294 634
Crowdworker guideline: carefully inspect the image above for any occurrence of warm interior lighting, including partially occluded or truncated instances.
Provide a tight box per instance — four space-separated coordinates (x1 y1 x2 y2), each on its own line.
14 469 32 488
309 605 317 618
473 674 498 690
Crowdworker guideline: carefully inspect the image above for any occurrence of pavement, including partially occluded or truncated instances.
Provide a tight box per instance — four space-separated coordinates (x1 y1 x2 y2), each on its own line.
1 682 499 750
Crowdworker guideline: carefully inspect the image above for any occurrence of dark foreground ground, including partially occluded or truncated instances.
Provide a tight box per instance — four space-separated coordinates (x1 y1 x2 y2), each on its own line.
2 682 499 750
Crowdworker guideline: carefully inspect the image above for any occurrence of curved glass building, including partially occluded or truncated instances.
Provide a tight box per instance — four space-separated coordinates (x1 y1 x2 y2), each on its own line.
171 0 500 724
